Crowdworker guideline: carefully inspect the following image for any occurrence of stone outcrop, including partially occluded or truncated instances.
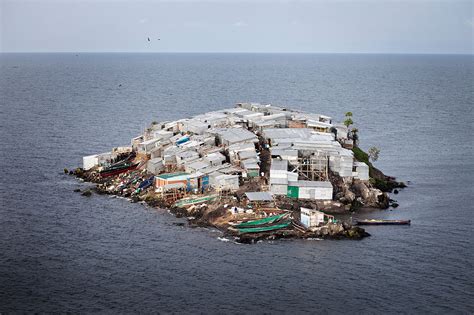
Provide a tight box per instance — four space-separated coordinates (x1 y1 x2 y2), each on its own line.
231 222 370 244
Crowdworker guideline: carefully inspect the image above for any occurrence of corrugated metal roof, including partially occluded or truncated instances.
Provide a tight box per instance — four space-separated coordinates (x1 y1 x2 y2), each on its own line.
228 142 256 152
157 172 189 179
238 150 257 159
185 160 210 170
140 138 160 145
288 180 333 188
241 159 259 169
218 128 257 144
270 148 298 157
215 173 239 181
270 159 288 171
245 192 273 201
176 150 200 159
270 177 288 185
148 158 163 164
204 152 226 162
263 128 313 140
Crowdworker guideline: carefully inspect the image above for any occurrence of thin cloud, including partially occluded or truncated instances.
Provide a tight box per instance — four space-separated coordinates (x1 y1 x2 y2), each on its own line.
466 18 474 28
233 21 247 27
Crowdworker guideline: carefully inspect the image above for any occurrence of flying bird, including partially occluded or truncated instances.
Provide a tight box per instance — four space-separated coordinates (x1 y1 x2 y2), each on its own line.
147 37 150 42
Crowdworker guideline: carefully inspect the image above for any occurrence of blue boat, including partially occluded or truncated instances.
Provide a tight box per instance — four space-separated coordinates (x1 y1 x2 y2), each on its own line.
138 176 155 190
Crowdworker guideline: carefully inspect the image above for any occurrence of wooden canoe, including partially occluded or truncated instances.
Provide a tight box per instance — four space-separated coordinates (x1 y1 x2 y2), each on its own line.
356 219 411 226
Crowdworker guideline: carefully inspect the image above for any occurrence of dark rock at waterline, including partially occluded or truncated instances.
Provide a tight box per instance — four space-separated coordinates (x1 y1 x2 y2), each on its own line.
394 189 399 194
344 227 371 239
73 188 81 192
73 168 84 177
391 202 399 208
64 168 69 174
342 221 352 230
93 186 107 195
169 206 188 218
377 193 390 209
172 222 186 227
81 190 92 197
230 222 369 244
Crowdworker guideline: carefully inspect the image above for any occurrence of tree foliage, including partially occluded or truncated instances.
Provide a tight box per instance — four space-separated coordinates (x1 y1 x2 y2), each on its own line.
368 146 381 162
343 118 353 127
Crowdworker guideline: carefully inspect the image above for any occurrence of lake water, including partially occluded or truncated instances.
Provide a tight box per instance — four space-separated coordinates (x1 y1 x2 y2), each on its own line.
0 53 473 313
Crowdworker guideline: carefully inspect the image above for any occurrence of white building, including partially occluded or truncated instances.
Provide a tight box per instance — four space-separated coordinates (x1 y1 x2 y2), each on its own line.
137 139 160 155
203 152 226 166
83 152 114 170
216 128 258 146
270 159 289 195
209 173 240 191
287 180 333 200
300 207 326 228
147 158 164 175
353 161 370 181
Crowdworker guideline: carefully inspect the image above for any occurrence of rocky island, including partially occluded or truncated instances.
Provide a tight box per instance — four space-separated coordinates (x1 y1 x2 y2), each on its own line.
70 103 405 243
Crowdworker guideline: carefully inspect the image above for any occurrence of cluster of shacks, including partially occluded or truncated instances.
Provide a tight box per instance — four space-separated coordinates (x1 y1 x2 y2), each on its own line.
84 102 370 200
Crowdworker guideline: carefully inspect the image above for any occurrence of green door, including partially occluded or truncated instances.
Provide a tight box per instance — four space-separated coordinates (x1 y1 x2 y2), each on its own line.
248 170 260 177
287 186 299 198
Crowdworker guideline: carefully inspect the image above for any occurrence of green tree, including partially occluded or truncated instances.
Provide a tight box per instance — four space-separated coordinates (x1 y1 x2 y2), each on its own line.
343 118 353 127
368 146 381 162
345 111 353 117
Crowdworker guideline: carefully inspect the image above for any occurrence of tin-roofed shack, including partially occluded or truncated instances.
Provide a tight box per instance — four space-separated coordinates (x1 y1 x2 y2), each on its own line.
245 192 273 201
77 101 399 240
216 128 258 146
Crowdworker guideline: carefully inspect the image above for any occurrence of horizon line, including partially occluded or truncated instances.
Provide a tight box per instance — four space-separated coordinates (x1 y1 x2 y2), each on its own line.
1 51 473 55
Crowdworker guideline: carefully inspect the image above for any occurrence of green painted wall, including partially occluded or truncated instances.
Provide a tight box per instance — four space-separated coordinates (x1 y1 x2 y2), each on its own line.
287 186 299 198
248 170 260 177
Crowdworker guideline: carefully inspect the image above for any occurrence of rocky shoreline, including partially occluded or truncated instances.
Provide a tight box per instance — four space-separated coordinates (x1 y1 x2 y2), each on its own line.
69 103 406 243
67 156 403 244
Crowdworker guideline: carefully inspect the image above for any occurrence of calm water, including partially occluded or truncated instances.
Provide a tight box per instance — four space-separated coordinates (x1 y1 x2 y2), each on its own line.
1 53 473 313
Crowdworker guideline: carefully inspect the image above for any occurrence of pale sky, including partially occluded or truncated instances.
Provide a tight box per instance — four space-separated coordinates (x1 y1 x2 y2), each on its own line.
1 0 473 53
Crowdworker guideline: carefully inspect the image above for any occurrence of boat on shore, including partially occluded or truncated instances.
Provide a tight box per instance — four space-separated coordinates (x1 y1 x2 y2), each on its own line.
99 161 139 178
232 213 289 228
356 219 411 226
174 194 219 207
233 221 292 234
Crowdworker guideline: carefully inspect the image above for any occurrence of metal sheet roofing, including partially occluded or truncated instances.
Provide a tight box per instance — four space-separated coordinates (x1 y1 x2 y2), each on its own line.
185 160 210 170
218 128 257 144
263 128 313 140
270 177 288 185
270 159 288 171
288 180 333 188
157 172 190 179
238 150 257 160
270 148 298 157
245 192 273 201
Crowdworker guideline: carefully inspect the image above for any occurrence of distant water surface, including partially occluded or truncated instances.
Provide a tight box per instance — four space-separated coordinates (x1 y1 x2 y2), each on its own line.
0 53 473 313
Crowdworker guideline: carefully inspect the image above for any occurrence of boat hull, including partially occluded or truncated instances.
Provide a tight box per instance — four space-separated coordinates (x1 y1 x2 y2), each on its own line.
99 163 138 178
356 219 411 226
234 213 287 228
235 221 292 234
